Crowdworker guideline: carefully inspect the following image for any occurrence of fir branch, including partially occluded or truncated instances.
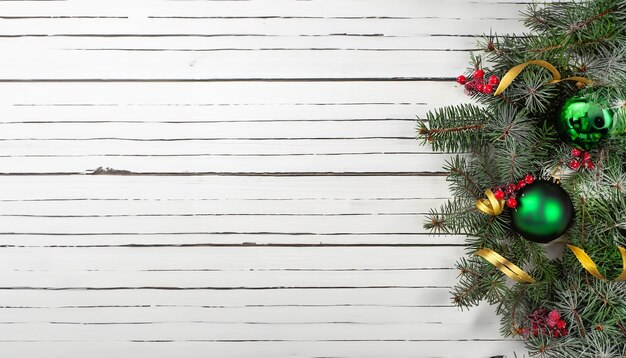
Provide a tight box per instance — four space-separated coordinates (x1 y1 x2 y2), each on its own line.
568 3 618 34
417 104 490 152
419 0 626 354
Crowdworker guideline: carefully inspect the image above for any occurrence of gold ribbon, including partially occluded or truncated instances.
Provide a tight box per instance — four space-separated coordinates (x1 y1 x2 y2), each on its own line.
475 248 536 284
567 244 626 281
494 60 594 96
476 189 505 216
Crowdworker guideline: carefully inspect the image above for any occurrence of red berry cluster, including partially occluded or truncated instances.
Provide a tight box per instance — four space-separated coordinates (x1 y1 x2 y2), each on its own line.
491 174 535 209
568 148 595 171
457 69 499 95
521 308 568 338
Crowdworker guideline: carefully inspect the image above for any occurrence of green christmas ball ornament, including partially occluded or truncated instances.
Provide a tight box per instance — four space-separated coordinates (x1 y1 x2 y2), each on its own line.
511 180 575 243
557 96 614 150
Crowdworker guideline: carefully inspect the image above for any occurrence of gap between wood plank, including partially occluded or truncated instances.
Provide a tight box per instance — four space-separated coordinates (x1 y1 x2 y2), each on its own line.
0 171 448 176
0 77 456 82
0 286 452 290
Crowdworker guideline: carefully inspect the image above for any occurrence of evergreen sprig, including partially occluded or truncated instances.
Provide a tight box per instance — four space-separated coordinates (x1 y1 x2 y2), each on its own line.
418 103 489 152
417 0 626 356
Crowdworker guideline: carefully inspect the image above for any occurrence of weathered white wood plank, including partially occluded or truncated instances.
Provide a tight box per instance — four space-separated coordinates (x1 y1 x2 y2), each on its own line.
0 49 479 79
0 0 530 18
0 82 469 122
0 139 430 156
0 322 503 341
0 233 463 247
0 341 524 358
0 214 439 235
0 154 450 173
0 198 447 215
0 176 451 200
0 287 452 307
0 305 479 324
0 18 521 38
0 35 480 51
0 269 459 288
2 120 419 139
0 247 462 271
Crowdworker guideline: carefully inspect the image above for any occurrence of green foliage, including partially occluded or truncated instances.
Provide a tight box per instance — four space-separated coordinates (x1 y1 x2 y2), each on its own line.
417 103 489 152
417 0 626 355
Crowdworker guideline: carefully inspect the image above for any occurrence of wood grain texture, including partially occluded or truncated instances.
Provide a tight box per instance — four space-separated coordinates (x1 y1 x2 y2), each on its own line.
0 0 528 357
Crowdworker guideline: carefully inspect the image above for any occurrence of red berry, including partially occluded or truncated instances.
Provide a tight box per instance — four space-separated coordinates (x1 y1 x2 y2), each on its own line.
493 189 505 200
475 83 485 92
561 329 568 336
524 174 534 184
553 330 560 338
488 75 499 85
596 325 603 331
457 75 467 85
582 151 591 161
474 69 485 78
556 320 566 330
569 159 581 170
584 160 595 170
482 84 493 94
516 180 526 190
505 184 515 194
506 197 518 209
571 148 582 157
548 310 561 321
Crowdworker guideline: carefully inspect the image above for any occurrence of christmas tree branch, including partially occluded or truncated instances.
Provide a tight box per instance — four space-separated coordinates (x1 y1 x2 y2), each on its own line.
570 4 618 33
422 0 626 354
419 124 485 138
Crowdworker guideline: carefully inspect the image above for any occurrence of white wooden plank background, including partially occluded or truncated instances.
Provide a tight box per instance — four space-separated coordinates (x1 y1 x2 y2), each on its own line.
0 1 527 357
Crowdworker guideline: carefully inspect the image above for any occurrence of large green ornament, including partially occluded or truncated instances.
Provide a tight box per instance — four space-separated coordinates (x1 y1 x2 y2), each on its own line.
557 96 613 150
511 180 574 243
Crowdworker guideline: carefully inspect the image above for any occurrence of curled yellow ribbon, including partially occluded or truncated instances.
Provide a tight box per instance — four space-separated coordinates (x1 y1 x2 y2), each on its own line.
476 189 505 216
494 60 593 96
567 244 626 281
475 248 536 284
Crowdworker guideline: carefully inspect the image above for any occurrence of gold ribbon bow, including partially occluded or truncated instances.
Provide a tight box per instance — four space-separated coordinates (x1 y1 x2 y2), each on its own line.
476 189 505 216
475 248 536 284
494 60 593 96
567 244 626 281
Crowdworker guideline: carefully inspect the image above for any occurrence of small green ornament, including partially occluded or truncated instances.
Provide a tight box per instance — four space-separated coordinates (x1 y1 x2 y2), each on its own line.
511 180 574 243
557 96 613 150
